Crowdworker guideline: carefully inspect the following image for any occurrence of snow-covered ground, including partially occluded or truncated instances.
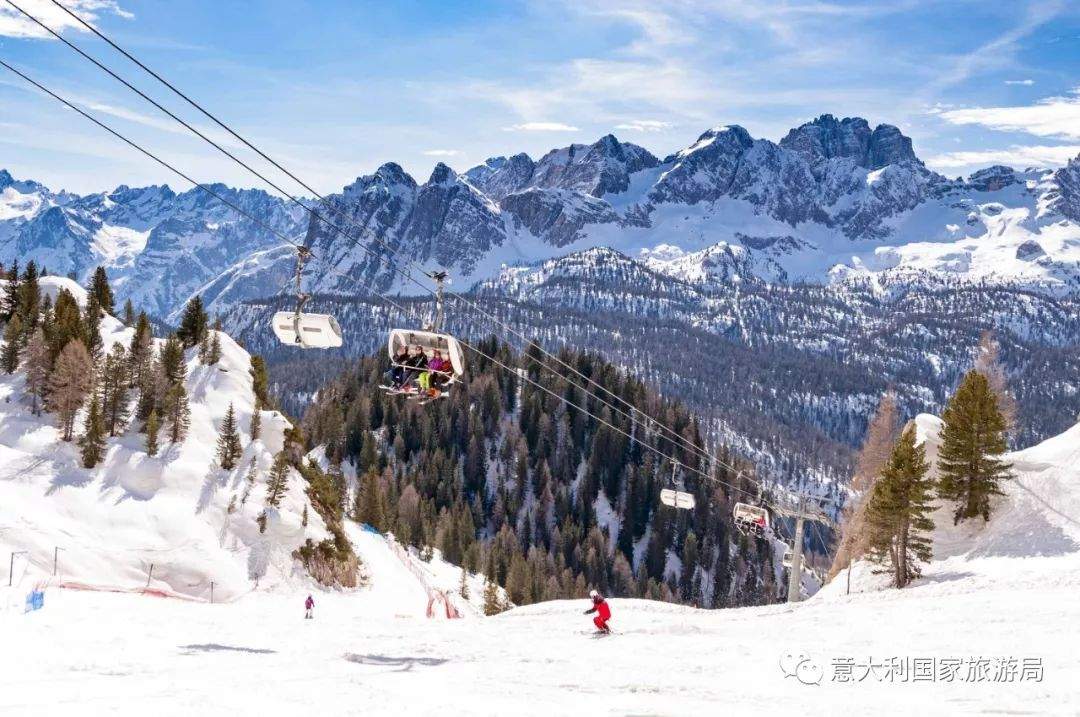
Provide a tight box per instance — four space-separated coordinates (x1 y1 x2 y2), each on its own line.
3 410 1078 713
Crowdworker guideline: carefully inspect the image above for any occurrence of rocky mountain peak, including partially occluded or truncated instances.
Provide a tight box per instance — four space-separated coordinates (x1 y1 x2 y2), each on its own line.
780 114 917 169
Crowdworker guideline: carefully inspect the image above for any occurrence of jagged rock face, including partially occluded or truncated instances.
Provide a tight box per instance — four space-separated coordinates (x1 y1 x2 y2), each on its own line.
464 153 535 201
1016 240 1047 261
650 126 756 205
1052 154 1080 222
967 165 1017 192
780 114 918 170
529 135 658 197
501 188 617 247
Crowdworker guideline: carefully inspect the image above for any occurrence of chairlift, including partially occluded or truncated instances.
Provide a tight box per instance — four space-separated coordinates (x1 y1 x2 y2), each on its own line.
382 271 465 402
659 462 695 511
782 547 794 569
733 503 770 537
272 246 343 349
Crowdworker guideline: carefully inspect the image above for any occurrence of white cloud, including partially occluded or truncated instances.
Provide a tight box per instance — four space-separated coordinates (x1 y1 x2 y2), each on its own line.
421 149 461 157
1004 79 1035 86
926 144 1080 171
0 0 131 39
614 120 673 132
503 122 580 132
939 87 1080 140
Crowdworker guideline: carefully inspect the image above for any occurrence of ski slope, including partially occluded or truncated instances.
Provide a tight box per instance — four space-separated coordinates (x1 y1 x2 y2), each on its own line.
3 415 1078 714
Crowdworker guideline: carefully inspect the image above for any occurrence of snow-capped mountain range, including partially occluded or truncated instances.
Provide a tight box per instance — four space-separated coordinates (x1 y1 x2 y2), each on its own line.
4 114 1080 324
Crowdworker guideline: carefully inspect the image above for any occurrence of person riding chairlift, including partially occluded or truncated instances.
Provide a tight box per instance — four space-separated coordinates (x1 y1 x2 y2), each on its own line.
419 348 450 397
402 344 428 391
386 343 411 388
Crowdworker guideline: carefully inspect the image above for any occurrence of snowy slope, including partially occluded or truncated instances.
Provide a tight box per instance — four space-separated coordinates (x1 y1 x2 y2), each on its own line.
0 277 326 601
820 413 1080 599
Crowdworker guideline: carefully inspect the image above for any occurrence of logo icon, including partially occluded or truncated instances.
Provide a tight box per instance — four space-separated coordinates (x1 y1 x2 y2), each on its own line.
780 651 823 685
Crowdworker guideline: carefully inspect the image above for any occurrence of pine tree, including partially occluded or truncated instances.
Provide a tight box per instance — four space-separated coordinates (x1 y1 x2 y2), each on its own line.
48 339 93 441
249 407 262 441
0 258 18 322
241 457 257 505
302 504 309 527
865 424 935 588
79 392 107 468
216 402 242 470
128 312 154 390
100 343 130 436
24 327 49 415
1 314 23 373
15 260 40 330
357 470 384 529
265 451 290 508
459 567 470 600
158 335 186 386
82 294 103 359
49 290 84 361
197 332 211 364
249 355 269 408
207 331 222 365
483 577 501 616
88 267 115 315
145 409 160 456
937 371 1014 524
122 298 135 327
176 295 208 348
162 382 191 444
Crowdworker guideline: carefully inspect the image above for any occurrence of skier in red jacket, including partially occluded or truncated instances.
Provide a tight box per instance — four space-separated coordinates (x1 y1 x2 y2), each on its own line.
304 594 314 619
583 589 611 633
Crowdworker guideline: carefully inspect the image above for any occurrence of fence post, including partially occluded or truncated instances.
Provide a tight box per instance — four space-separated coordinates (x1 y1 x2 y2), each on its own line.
9 551 27 587
145 563 154 589
210 581 214 604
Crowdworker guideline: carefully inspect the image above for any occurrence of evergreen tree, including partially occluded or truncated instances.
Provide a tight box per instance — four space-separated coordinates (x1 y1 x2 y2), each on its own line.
88 267 115 315
122 298 135 327
241 457 257 505
158 335 186 386
128 313 154 390
249 407 262 441
216 402 242 470
937 371 1014 524
100 343 130 436
48 339 93 441
459 567 470 599
176 295 208 348
49 289 84 361
865 425 935 588
249 355 269 408
207 331 222 365
78 392 107 468
15 260 40 330
0 258 18 321
357 470 385 529
265 451 290 508
24 327 49 415
483 577 501 615
162 382 191 444
82 294 103 359
145 409 160 456
302 504 309 527
1 314 23 373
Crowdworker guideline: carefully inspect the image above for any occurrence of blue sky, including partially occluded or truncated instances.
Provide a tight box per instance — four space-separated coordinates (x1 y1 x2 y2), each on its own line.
0 0 1078 194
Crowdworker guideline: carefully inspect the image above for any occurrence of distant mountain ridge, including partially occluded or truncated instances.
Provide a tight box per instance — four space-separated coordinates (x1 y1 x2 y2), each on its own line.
4 114 1080 324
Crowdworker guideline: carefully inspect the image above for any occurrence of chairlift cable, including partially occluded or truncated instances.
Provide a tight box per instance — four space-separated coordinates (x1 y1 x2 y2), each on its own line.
0 58 303 255
36 0 722 474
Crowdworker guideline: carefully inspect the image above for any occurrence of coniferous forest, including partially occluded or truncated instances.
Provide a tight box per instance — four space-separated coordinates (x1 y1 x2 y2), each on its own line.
302 339 784 608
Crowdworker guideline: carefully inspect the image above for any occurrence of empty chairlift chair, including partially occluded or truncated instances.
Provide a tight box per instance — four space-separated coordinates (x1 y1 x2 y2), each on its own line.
271 245 343 349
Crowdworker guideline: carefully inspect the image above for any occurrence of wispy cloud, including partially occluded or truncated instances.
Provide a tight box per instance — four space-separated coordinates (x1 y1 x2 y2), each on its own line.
422 149 461 157
937 87 1080 140
503 122 580 132
1004 79 1035 85
926 144 1080 171
614 120 673 132
0 0 131 39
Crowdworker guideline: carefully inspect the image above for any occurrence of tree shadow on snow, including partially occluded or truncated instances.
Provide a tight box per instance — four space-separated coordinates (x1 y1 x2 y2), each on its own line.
343 653 448 672
179 643 277 655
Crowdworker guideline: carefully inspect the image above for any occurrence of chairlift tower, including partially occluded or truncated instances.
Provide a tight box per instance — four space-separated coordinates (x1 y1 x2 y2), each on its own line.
770 493 835 603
